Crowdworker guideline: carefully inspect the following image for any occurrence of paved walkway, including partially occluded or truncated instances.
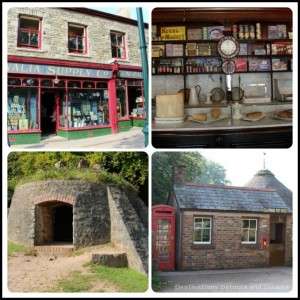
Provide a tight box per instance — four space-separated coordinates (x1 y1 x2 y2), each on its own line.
9 127 147 150
158 267 294 294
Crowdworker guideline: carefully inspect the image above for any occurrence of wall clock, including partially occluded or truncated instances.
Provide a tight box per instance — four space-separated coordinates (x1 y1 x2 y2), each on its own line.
217 36 240 59
222 60 236 74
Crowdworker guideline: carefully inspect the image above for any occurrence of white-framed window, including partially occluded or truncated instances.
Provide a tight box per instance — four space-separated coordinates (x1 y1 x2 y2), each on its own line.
241 219 257 243
110 31 126 59
68 24 87 54
18 15 41 49
193 217 211 244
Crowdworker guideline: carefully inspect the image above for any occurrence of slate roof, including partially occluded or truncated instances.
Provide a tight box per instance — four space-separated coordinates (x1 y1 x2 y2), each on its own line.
173 183 292 213
244 169 293 210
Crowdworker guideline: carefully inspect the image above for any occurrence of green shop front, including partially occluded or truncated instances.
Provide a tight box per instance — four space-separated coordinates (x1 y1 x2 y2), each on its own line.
7 57 145 145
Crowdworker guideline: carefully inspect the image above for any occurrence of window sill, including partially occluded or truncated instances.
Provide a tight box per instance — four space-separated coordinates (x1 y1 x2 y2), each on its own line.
191 244 215 250
16 47 45 53
108 58 130 64
68 53 91 58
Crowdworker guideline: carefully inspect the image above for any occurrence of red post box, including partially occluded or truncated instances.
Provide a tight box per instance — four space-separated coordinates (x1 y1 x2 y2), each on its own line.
261 236 268 250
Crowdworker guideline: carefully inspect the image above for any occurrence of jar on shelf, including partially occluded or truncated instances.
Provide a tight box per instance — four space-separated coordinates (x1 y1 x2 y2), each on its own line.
250 25 255 39
232 24 238 38
244 25 249 39
203 27 208 39
256 23 261 39
238 25 244 39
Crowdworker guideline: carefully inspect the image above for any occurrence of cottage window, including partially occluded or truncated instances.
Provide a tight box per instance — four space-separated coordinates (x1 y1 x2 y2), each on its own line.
68 24 87 54
18 16 41 49
111 32 126 59
241 219 257 243
193 217 211 244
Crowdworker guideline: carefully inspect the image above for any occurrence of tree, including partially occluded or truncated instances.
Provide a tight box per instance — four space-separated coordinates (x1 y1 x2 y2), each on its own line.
152 152 231 205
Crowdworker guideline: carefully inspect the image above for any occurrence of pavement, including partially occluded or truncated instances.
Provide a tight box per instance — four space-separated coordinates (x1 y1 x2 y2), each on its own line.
9 127 148 150
158 267 294 294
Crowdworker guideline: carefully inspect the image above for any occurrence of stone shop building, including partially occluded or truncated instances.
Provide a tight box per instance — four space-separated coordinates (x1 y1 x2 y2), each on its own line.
7 7 148 145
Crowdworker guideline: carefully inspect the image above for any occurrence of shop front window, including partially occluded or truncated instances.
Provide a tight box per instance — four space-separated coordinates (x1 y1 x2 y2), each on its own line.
65 89 109 128
8 87 39 131
116 85 127 118
128 80 144 117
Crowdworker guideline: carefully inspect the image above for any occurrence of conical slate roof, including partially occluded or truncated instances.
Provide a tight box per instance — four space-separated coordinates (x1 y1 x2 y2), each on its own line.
244 169 293 210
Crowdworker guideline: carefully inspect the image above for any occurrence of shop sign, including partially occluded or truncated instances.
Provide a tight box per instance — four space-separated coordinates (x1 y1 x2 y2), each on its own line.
263 208 288 213
8 63 112 79
117 70 143 79
161 26 186 40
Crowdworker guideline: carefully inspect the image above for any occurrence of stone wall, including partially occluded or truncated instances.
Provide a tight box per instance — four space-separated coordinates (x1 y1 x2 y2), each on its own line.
107 185 148 275
179 211 270 271
8 179 148 275
7 7 148 66
8 180 111 248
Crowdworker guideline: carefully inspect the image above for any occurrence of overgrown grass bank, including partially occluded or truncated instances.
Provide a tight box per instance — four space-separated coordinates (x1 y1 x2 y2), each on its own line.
52 263 148 293
16 168 135 191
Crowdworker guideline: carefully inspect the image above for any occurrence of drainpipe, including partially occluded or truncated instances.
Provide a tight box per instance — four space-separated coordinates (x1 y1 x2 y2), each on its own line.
136 8 148 147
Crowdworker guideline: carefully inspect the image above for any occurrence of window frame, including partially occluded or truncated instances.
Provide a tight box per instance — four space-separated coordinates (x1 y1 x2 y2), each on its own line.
68 23 87 54
241 218 257 244
193 217 212 244
18 15 42 49
110 31 126 59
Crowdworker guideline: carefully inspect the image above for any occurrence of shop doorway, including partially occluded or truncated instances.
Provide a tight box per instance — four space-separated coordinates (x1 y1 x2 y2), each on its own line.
41 91 56 135
269 218 286 266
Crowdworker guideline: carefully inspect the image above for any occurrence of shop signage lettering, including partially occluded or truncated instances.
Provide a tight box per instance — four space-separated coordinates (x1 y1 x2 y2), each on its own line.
161 26 186 40
263 208 288 213
8 63 112 78
117 70 143 79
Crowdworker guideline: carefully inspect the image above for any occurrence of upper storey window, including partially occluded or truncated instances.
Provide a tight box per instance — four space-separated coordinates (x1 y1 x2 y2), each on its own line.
68 24 87 54
18 16 41 49
111 31 126 59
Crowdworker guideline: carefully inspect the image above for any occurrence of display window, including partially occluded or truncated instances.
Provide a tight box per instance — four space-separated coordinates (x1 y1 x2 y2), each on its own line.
7 76 110 133
116 79 145 119
8 78 39 131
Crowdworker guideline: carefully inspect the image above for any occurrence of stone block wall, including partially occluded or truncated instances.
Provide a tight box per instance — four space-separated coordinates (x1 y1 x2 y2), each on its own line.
8 180 111 248
8 179 148 275
7 7 148 66
107 185 148 275
179 211 270 271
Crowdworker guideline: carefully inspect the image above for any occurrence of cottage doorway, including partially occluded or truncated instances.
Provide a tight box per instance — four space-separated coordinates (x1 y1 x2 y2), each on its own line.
269 217 286 266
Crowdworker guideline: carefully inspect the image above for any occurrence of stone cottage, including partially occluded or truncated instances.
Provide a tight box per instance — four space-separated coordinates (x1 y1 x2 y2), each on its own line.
8 180 148 275
161 166 292 271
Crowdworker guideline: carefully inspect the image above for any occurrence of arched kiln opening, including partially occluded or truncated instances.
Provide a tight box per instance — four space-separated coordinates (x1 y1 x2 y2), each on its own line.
35 201 73 245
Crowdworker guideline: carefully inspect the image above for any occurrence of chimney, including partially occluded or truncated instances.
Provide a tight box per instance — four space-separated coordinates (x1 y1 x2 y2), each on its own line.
116 7 131 19
172 166 187 185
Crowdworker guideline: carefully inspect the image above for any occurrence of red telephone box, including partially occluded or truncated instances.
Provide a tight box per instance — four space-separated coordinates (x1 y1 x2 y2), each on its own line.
152 205 175 271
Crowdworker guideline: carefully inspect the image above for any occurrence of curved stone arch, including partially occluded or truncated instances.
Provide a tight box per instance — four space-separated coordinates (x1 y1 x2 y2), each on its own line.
34 198 74 246
33 193 75 206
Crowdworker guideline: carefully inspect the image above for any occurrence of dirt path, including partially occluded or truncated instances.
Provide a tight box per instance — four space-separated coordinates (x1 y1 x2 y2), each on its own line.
7 245 122 293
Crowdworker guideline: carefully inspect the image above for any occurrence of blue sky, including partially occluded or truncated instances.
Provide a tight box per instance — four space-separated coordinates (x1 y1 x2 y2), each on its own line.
88 7 149 24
